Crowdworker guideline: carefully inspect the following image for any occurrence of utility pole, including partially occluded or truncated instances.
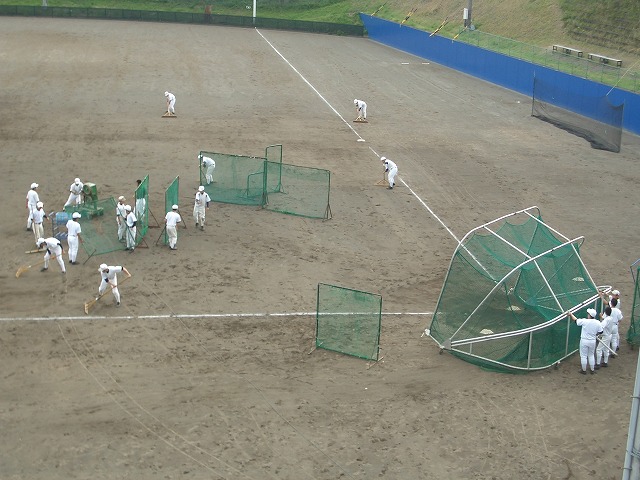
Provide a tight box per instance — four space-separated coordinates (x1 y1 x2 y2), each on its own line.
464 0 473 28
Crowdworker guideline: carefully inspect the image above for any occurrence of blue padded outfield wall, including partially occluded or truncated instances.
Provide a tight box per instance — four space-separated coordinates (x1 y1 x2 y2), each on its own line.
360 14 640 136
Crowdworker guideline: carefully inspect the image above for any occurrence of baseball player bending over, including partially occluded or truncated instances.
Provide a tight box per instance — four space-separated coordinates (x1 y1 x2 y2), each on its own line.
193 186 211 231
37 237 66 274
200 154 216 185
381 156 398 189
64 178 84 208
98 264 131 306
165 91 176 115
354 99 367 120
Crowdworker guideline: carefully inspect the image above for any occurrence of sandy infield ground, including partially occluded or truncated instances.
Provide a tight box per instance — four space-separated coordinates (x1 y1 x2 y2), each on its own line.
2 17 640 480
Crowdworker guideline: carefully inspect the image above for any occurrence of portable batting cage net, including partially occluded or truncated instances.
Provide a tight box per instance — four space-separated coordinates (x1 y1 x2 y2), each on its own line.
315 283 382 361
134 175 149 242
64 197 125 259
428 206 603 372
264 161 332 220
199 145 331 219
532 76 624 153
200 151 267 206
626 262 640 346
164 176 179 245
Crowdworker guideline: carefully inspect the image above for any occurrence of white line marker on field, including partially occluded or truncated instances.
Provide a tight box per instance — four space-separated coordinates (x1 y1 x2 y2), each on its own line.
0 312 433 322
255 28 365 143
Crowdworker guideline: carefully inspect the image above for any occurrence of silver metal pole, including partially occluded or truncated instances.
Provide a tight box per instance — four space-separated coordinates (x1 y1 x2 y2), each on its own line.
252 0 256 24
622 351 640 480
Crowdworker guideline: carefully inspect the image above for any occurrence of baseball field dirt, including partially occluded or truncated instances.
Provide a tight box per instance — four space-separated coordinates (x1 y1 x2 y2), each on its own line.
2 17 640 479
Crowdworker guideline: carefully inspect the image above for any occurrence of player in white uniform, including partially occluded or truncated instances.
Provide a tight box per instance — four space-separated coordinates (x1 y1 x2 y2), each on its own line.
354 98 367 120
609 297 623 355
26 183 40 230
63 178 84 208
125 205 137 251
600 289 623 354
98 264 131 306
595 306 614 369
36 237 66 274
381 156 398 189
164 205 183 250
569 308 603 374
193 186 211 231
165 91 176 115
200 154 216 185
31 201 48 244
116 196 127 242
65 212 83 264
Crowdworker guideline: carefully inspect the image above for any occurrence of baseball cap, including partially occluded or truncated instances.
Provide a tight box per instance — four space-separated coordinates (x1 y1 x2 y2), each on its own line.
36 201 43 208
198 186 205 192
31 182 39 189
99 263 108 271
380 156 386 161
612 290 620 295
164 91 169 96
587 308 597 318
72 212 81 219
172 204 179 210
125 205 132 211
36 237 45 245
354 99 358 104
74 178 81 184
118 196 125 201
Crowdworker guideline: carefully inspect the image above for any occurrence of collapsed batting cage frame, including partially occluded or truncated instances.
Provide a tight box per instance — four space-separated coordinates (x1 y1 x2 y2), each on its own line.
427 206 607 373
531 75 624 153
314 283 382 363
199 144 331 220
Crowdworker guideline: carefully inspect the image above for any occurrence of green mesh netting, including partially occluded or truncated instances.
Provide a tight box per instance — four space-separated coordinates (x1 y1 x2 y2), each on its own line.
164 176 179 245
199 151 266 206
429 210 599 372
316 283 382 361
134 175 149 243
64 197 126 257
264 161 331 220
626 266 640 346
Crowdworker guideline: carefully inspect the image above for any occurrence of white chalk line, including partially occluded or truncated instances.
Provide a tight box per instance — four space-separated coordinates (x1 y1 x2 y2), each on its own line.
255 28 461 245
0 312 433 322
255 28 364 142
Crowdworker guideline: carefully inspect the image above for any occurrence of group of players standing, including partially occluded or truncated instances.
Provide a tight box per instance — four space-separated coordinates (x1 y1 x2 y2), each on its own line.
568 290 624 375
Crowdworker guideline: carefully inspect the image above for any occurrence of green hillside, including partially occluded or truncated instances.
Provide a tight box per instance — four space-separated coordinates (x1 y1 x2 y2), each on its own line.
2 0 639 61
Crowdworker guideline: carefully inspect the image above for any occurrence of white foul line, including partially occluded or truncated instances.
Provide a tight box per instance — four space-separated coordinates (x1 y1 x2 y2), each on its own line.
0 312 433 322
255 28 461 245
255 28 365 142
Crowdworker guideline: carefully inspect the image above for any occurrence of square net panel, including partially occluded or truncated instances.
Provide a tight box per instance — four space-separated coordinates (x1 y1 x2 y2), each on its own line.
264 161 331 220
532 76 624 153
164 176 179 245
64 197 125 256
316 283 382 361
199 151 266 206
134 174 149 244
